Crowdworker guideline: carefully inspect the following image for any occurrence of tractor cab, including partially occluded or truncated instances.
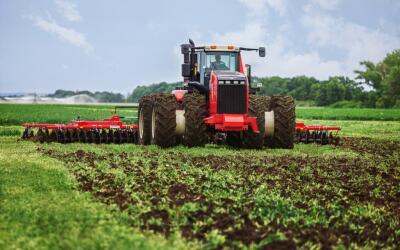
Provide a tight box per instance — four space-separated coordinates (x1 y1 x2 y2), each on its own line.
181 42 265 93
176 41 267 138
197 47 240 88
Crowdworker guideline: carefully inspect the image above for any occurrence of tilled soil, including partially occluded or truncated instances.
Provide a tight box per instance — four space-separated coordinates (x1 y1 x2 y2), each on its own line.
38 137 400 249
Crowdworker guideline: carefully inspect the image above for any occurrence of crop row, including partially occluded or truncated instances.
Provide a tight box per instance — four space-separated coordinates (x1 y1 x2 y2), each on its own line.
38 138 400 249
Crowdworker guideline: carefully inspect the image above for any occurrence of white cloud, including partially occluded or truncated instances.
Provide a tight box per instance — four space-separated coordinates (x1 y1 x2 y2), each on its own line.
302 12 400 75
212 22 267 47
238 0 287 17
188 0 399 80
309 0 339 10
254 38 344 78
55 0 82 22
266 0 287 16
32 16 93 53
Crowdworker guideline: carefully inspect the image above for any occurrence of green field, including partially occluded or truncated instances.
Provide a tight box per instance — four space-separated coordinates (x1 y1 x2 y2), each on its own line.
0 104 138 125
297 107 400 121
1 104 399 126
1 104 399 249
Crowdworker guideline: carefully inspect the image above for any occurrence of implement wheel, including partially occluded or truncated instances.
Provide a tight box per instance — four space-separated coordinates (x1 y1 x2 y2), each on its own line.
242 95 265 149
269 96 295 149
138 95 153 145
183 92 207 147
151 93 176 147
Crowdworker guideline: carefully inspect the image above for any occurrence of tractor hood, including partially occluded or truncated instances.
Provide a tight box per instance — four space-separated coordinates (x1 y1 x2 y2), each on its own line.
214 71 247 81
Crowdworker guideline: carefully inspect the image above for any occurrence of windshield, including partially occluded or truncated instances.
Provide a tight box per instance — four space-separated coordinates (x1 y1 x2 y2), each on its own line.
204 52 238 72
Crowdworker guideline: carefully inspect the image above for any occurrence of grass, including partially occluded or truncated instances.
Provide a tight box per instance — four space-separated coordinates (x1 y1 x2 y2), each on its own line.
1 104 400 249
0 137 192 250
0 103 138 126
299 119 400 141
296 107 400 121
1 104 400 126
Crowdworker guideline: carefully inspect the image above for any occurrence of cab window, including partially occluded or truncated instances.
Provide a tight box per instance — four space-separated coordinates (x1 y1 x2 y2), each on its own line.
204 52 238 72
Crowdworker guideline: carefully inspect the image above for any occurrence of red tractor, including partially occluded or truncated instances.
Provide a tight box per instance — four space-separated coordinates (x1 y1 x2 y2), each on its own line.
138 39 295 148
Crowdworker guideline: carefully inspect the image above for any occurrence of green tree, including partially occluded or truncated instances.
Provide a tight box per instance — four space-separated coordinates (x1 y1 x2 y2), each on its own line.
126 81 183 103
355 49 400 108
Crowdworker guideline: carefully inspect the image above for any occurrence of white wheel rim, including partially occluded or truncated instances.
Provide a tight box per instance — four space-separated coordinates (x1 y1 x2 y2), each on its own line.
151 107 156 140
265 111 275 137
139 108 144 139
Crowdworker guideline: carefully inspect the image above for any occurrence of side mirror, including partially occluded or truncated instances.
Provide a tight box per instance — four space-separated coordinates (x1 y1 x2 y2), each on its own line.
249 81 262 94
245 64 252 84
182 63 191 77
259 47 266 57
181 44 190 54
181 44 190 63
251 82 263 89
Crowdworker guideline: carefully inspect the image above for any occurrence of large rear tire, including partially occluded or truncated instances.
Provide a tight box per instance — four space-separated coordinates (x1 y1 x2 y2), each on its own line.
259 96 272 113
269 96 295 149
242 95 265 149
183 92 207 147
138 95 153 145
151 93 176 148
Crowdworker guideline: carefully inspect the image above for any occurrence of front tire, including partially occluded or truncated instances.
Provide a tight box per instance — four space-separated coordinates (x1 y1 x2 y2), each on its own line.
269 96 295 149
151 94 176 147
138 95 153 145
242 95 265 149
183 92 207 147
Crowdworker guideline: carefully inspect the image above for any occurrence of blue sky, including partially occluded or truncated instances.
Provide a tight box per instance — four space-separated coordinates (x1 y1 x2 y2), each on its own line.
0 0 399 94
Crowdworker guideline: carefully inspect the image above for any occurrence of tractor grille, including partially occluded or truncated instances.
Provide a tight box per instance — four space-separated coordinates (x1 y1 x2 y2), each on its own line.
217 82 247 114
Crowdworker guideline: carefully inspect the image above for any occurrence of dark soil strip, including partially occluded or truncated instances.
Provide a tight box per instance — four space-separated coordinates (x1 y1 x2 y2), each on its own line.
37 137 400 249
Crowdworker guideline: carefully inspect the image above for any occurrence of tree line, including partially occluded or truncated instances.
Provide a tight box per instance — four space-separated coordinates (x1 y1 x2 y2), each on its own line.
48 90 125 103
52 49 399 107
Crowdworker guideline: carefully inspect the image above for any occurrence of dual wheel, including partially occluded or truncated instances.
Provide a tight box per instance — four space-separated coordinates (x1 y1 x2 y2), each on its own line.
138 92 207 148
226 95 295 149
138 93 295 149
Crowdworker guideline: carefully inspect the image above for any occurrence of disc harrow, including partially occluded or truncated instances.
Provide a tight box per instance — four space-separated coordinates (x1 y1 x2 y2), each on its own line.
22 116 138 144
21 114 341 146
295 122 340 145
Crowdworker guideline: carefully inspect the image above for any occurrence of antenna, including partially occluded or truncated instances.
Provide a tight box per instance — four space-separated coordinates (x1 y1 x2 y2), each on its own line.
189 39 195 47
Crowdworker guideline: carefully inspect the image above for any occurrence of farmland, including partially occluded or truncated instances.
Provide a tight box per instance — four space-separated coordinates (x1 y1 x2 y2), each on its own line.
1 104 400 126
0 104 399 249
0 103 138 126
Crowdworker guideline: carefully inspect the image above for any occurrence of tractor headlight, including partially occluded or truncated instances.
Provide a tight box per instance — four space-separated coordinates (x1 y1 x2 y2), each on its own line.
240 80 245 85
233 80 239 84
218 80 224 84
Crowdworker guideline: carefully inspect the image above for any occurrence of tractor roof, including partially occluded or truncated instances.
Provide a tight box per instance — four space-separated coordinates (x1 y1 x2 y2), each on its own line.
203 45 240 52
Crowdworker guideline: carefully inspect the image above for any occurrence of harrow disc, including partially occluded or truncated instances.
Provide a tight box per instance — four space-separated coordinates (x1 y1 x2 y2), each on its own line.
93 129 101 144
65 130 72 143
295 130 340 145
55 129 65 143
115 129 121 144
49 129 57 142
101 130 108 143
108 129 114 143
21 114 139 144
37 128 46 143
